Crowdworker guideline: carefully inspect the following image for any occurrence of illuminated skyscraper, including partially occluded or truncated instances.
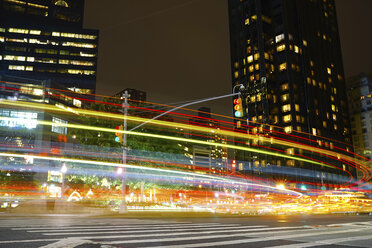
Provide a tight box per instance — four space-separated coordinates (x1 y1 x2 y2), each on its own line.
0 0 98 94
228 0 355 188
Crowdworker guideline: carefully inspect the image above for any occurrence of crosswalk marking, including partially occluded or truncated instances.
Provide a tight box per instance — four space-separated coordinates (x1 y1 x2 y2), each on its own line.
0 226 309 244
40 225 269 236
266 234 372 248
44 227 306 239
2 221 372 247
135 227 371 248
26 223 245 233
11 222 221 230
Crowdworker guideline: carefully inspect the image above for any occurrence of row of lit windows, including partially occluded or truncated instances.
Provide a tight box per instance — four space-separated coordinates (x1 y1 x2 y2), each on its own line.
2 55 94 66
0 36 96 48
276 44 302 54
244 14 271 25
3 28 97 40
4 0 48 9
8 65 95 75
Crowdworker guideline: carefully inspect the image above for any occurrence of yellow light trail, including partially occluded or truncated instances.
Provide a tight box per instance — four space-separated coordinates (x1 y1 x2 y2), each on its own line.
0 100 368 177
0 152 303 197
0 115 339 169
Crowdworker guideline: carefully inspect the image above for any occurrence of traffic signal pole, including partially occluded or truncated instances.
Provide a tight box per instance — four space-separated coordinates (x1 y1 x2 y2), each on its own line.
119 90 129 213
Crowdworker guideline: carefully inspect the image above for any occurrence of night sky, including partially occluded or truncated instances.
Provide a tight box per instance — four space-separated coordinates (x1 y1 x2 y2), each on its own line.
84 0 372 116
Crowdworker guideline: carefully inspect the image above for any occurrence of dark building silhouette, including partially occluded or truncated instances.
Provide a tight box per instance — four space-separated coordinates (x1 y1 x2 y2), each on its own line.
113 88 147 103
228 0 354 188
0 0 98 94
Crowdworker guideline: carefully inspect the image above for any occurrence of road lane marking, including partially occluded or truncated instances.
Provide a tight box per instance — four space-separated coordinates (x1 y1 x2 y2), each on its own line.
40 225 267 235
38 238 93 248
0 226 308 244
129 227 372 247
27 223 247 233
11 222 227 230
265 234 372 247
40 226 304 238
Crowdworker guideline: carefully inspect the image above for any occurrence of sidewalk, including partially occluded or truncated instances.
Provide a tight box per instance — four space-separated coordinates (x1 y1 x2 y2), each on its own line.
1 199 111 217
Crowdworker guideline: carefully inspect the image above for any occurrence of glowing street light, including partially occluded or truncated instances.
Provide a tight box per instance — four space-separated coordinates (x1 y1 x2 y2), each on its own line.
117 167 123 175
276 184 285 190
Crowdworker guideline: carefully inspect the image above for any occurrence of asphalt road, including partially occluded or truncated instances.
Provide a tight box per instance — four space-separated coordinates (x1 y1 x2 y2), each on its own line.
1 214 372 248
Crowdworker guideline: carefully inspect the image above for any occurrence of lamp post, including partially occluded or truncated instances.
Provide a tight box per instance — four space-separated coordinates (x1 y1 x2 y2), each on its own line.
119 90 129 213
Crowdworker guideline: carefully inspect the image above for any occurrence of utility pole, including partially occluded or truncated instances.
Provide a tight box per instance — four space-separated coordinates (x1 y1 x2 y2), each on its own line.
119 90 129 213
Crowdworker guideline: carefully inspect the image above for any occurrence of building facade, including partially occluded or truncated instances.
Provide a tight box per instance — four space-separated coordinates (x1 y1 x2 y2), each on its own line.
346 73 372 178
228 0 354 188
0 0 98 94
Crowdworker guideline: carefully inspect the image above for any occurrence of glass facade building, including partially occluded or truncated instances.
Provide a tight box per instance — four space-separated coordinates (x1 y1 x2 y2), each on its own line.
0 0 98 94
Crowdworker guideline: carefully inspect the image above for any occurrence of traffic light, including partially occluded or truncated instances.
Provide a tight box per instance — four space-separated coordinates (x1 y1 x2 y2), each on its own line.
233 97 243 117
115 125 123 143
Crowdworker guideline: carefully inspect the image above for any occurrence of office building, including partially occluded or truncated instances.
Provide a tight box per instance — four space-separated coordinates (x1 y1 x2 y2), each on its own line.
228 0 354 188
0 0 98 94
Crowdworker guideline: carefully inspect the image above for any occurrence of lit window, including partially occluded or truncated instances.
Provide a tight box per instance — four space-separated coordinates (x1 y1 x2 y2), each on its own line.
247 55 253 63
295 104 300 112
294 45 299 53
281 94 289 102
303 40 307 46
334 124 338 130
281 83 289 91
327 67 332 75
279 63 287 71
249 65 254 73
73 99 82 108
245 18 249 25
9 65 25 70
331 104 336 112
284 126 292 133
255 64 259 70
275 34 285 43
61 42 96 48
4 55 25 61
323 121 327 128
8 28 28 34
286 148 294 155
251 15 257 21
29 30 41 35
282 104 291 112
312 128 317 136
277 44 286 52
27 57 35 62
25 66 33 71
234 71 239 78
254 53 260 60
332 114 337 120
283 114 292 122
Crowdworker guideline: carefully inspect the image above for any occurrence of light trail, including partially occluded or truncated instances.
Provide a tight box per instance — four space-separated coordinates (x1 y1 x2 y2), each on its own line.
1 100 370 183
0 99 368 171
0 152 303 197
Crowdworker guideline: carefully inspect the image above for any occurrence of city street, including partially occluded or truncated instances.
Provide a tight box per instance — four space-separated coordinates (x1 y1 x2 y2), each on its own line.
0 215 372 248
